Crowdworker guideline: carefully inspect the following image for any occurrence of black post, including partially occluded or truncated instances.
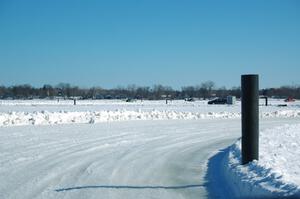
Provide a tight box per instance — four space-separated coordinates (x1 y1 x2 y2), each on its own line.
241 74 259 165
265 97 268 106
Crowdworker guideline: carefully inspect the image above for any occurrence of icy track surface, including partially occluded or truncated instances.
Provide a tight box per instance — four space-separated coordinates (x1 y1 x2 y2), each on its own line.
1 118 300 199
0 120 237 199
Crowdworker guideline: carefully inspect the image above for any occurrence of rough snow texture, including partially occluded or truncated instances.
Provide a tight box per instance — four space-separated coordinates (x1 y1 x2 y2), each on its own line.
0 110 232 126
0 109 300 127
225 124 300 198
0 120 241 199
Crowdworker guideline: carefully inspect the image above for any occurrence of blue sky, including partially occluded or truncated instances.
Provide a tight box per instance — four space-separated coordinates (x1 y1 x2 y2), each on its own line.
0 0 299 89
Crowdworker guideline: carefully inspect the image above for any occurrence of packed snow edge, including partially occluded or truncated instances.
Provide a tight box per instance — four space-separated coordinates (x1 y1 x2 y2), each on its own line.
223 124 300 198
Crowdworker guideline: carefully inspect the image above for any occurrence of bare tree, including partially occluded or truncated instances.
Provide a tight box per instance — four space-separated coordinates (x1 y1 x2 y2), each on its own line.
200 81 215 99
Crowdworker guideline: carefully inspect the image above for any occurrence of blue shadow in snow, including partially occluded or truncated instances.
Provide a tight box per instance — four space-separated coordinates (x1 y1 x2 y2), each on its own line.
205 146 232 199
205 146 300 199
55 184 204 192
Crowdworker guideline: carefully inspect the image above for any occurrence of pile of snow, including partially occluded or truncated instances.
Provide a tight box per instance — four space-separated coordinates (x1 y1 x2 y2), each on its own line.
0 110 239 126
0 109 300 127
225 124 300 198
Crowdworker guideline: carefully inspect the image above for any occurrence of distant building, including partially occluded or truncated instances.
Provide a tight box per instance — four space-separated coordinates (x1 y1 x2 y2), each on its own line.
227 96 236 105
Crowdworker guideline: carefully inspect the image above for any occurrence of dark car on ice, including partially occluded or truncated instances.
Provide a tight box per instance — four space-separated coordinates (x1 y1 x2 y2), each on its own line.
208 98 227 105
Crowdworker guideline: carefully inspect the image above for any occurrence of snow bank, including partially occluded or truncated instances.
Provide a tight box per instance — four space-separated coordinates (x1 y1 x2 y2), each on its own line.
0 110 238 126
0 109 300 127
225 124 300 198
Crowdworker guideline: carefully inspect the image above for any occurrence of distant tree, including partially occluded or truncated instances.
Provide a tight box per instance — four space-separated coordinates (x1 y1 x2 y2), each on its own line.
0 82 299 100
11 84 33 99
229 86 241 98
151 85 174 99
200 81 215 99
182 86 195 98
152 85 164 99
215 86 227 98
0 86 5 98
127 84 137 98
41 84 55 98
56 83 71 97
136 86 150 99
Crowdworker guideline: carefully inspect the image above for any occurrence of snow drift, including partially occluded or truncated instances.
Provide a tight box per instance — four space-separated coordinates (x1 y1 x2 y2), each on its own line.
0 109 300 127
224 124 300 198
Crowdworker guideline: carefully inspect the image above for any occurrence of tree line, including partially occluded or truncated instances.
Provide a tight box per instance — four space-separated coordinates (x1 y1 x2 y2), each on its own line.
0 81 299 100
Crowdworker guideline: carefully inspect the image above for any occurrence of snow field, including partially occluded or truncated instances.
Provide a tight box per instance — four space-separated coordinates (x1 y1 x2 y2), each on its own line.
1 99 300 198
1 99 299 113
1 99 299 127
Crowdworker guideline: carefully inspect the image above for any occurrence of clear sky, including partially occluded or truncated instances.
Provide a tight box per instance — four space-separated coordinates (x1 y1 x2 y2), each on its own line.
0 0 299 89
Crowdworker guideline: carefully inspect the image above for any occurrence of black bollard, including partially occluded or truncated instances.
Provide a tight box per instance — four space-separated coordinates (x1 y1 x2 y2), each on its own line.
241 74 259 165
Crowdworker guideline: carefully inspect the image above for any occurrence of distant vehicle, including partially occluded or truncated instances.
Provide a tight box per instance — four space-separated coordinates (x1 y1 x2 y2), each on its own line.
284 97 295 102
208 98 227 105
185 98 195 102
278 104 288 107
126 98 135 102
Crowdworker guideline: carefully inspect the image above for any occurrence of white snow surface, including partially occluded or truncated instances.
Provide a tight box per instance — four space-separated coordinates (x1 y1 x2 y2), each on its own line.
0 99 299 127
224 124 300 198
0 120 240 199
1 99 299 113
0 110 237 126
1 99 300 198
0 109 300 127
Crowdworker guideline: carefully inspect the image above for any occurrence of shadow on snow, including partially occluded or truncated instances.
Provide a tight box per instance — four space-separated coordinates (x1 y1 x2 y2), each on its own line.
205 146 300 199
55 184 204 192
205 146 232 199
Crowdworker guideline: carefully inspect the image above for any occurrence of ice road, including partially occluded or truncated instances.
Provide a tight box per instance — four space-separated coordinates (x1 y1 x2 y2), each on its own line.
1 117 299 199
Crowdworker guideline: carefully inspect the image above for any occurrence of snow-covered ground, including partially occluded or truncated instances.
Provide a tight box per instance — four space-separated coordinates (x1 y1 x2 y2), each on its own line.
0 99 299 113
0 99 300 198
0 99 299 127
220 124 300 198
